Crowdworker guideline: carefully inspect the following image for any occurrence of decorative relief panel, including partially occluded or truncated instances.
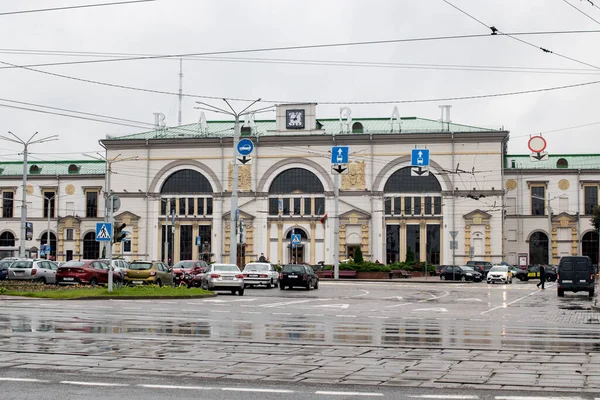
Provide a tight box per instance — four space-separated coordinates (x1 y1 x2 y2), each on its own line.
558 179 570 191
228 163 252 192
341 161 366 190
505 179 517 191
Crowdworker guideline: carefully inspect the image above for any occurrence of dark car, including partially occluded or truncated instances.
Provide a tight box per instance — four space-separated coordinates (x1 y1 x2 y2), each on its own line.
56 260 121 286
557 256 595 297
466 261 493 278
509 266 528 281
526 265 557 282
440 265 482 282
279 264 319 290
0 259 12 280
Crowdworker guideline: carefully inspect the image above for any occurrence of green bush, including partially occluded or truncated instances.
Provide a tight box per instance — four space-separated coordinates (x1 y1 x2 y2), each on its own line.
354 246 364 264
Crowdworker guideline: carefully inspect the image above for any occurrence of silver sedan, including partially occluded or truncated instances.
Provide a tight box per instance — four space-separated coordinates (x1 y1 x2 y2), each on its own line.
199 263 244 296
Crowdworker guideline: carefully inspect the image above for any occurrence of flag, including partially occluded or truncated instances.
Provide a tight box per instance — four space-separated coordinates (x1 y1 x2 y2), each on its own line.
320 214 328 224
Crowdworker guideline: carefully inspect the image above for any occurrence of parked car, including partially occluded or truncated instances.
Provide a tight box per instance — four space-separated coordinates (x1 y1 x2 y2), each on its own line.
526 265 557 282
439 265 482 282
509 266 528 281
466 261 493 278
0 259 13 280
487 265 513 284
124 260 173 287
56 260 121 285
99 259 129 278
8 259 58 284
173 260 208 278
557 256 595 297
196 263 244 295
242 262 279 288
279 264 319 290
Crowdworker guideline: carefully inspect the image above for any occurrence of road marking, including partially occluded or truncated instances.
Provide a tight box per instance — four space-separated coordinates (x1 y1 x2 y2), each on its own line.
138 384 212 390
336 314 357 317
496 397 584 400
418 291 450 303
0 377 49 383
481 289 544 315
61 381 129 387
303 313 324 317
222 388 294 393
260 300 315 308
272 313 292 315
412 307 448 313
312 304 349 309
316 391 383 397
368 315 389 319
457 298 482 302
409 396 479 399
384 296 404 300
351 290 370 298
385 302 413 308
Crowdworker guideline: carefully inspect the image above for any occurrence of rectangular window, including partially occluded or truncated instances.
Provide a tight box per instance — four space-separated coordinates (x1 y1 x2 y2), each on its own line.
384 198 391 215
424 197 432 215
2 191 13 218
197 198 205 215
293 198 301 215
585 186 598 215
160 198 167 215
66 229 74 241
206 198 213 215
434 197 442 215
406 224 421 262
282 198 290 215
85 191 98 218
66 201 75 216
303 198 312 215
180 225 192 261
43 191 55 218
531 186 545 216
413 197 422 215
188 198 194 215
179 198 186 215
404 197 412 215
315 197 325 215
505 197 516 215
123 240 131 252
393 197 401 215
269 198 279 215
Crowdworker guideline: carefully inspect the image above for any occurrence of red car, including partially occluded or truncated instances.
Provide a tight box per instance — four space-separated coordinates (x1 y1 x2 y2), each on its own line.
173 260 208 277
56 260 121 286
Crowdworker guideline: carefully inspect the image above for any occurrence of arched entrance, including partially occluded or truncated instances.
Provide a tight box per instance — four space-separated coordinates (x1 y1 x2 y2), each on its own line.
285 228 308 264
582 231 599 266
529 231 549 265
83 232 100 259
160 169 214 265
383 167 442 264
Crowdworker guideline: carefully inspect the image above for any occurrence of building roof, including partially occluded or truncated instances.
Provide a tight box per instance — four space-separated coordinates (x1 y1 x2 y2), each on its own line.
107 117 502 141
0 160 105 176
505 154 600 170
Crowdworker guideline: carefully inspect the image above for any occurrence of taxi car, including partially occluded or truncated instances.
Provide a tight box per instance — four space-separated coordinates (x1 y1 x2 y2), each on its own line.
487 265 513 284
242 262 279 288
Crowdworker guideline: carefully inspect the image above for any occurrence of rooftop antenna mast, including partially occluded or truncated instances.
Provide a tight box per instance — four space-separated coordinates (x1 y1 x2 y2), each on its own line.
178 58 183 126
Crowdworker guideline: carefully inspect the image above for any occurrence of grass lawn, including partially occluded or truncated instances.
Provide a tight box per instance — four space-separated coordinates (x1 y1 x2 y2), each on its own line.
1 285 213 299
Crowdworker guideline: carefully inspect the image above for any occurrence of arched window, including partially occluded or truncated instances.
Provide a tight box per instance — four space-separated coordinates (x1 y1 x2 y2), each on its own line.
161 169 213 194
0 232 15 247
529 231 549 265
83 232 100 259
556 158 568 168
582 231 599 266
285 228 308 240
68 164 80 174
384 167 442 192
269 168 324 194
40 232 57 260
352 122 364 133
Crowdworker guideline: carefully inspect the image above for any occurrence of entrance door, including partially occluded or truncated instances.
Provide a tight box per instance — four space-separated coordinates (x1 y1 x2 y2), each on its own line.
236 244 246 268
289 246 304 264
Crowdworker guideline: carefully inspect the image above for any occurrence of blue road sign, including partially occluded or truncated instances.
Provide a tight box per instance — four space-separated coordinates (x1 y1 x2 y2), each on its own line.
331 146 349 164
95 222 112 242
411 149 430 167
196 236 201 246
237 139 254 156
291 234 301 245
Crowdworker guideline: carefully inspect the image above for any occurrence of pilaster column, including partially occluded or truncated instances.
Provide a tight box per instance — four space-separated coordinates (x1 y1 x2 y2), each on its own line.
310 221 316 265
420 220 426 262
174 221 181 263
485 224 491 261
465 225 471 261
192 222 199 260
277 221 283 264
399 222 406 262
571 227 578 256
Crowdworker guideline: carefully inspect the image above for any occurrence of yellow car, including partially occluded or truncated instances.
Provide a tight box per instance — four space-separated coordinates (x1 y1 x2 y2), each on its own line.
124 260 173 287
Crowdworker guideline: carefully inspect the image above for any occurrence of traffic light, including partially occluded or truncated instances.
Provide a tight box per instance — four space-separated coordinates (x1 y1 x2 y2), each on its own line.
113 223 126 243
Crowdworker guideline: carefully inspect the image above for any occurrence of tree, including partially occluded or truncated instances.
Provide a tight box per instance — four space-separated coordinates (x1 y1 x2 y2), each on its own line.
592 205 600 233
354 246 364 264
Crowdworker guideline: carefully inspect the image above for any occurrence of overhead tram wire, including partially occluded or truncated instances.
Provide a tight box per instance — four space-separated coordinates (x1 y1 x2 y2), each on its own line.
562 0 600 25
442 0 600 70
0 0 156 17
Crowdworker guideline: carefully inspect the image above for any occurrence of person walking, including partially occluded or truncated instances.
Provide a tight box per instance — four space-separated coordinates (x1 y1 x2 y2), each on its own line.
536 265 546 289
258 253 266 262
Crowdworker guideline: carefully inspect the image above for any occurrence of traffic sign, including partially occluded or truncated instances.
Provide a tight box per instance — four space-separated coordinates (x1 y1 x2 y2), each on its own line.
530 151 549 162
411 149 430 167
95 222 112 242
449 231 458 239
331 164 349 175
108 194 120 213
411 166 429 177
528 136 547 153
331 146 349 164
291 234 301 245
237 139 254 156
236 155 252 165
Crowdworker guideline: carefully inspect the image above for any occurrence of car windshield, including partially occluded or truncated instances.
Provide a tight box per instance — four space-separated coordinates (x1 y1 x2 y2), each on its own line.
213 265 240 272
174 261 196 268
462 266 476 272
11 261 33 268
283 265 305 273
129 262 152 270
244 264 268 271
490 266 508 273
0 261 12 269
63 261 86 267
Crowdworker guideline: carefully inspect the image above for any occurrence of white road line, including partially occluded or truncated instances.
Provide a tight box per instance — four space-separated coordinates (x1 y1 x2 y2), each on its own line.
272 312 292 315
418 291 450 303
138 384 212 390
336 314 357 317
222 388 294 393
496 397 584 400
481 289 543 315
409 396 479 399
261 300 315 308
368 315 389 319
351 289 370 298
316 391 383 397
61 381 129 387
210 310 230 313
0 377 49 383
385 302 413 308
303 313 324 317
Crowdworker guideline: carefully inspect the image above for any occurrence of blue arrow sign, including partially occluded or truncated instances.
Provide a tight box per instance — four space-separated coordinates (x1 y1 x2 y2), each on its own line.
96 222 112 242
237 139 254 156
291 234 301 245
411 149 430 167
331 146 349 164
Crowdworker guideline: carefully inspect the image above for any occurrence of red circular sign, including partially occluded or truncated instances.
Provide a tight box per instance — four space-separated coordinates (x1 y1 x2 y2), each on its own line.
528 136 547 153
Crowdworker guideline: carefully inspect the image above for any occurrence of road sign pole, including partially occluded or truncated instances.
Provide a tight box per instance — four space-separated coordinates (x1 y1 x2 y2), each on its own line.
230 115 240 267
333 173 340 280
107 161 114 292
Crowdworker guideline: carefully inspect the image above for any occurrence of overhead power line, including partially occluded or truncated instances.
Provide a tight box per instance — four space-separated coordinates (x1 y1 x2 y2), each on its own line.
0 0 156 16
562 0 600 25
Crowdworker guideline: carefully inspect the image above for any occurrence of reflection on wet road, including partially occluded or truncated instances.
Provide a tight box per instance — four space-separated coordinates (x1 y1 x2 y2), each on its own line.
0 281 598 353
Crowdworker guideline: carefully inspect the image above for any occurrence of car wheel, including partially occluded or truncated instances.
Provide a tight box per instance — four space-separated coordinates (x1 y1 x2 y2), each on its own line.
441 275 446 281
90 277 98 287
279 283 285 290
589 288 595 298
314 280 319 289
460 276 466 282
156 279 162 287
487 281 491 284
231 290 236 295
268 279 273 288
558 288 565 297
239 288 244 296
36 277 46 284
306 281 311 290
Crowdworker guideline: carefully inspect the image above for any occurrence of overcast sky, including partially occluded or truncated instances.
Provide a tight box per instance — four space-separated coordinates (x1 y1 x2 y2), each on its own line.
0 0 599 162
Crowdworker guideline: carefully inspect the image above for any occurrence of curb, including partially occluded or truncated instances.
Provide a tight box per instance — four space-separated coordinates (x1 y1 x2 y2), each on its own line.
0 293 217 301
320 278 470 284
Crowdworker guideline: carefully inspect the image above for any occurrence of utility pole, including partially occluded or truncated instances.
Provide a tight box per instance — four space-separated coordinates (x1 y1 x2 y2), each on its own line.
46 193 52 259
194 99 271 266
333 174 340 279
0 132 58 258
164 200 169 264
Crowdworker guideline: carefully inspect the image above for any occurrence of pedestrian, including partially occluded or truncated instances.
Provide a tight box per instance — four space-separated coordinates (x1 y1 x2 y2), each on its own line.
258 253 266 262
536 264 546 289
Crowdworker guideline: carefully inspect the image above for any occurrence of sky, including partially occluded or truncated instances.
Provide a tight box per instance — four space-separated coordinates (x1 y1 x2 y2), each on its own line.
1 0 600 162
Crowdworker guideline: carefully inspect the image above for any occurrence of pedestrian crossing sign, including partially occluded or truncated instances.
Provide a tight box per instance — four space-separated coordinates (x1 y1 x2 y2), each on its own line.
96 222 112 242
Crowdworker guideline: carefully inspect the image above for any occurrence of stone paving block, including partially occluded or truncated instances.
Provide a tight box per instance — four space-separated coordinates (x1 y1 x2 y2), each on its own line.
487 374 538 386
79 367 123 374
437 372 492 384
340 379 386 385
188 372 227 379
381 379 422 387
418 381 461 388
300 378 341 384
223 374 266 381
349 370 401 379
512 354 555 362
538 377 585 388
261 376 304 383
460 384 504 390
395 370 445 380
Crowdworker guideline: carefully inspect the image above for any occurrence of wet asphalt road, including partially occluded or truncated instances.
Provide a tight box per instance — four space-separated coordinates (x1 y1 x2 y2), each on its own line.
0 279 599 396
